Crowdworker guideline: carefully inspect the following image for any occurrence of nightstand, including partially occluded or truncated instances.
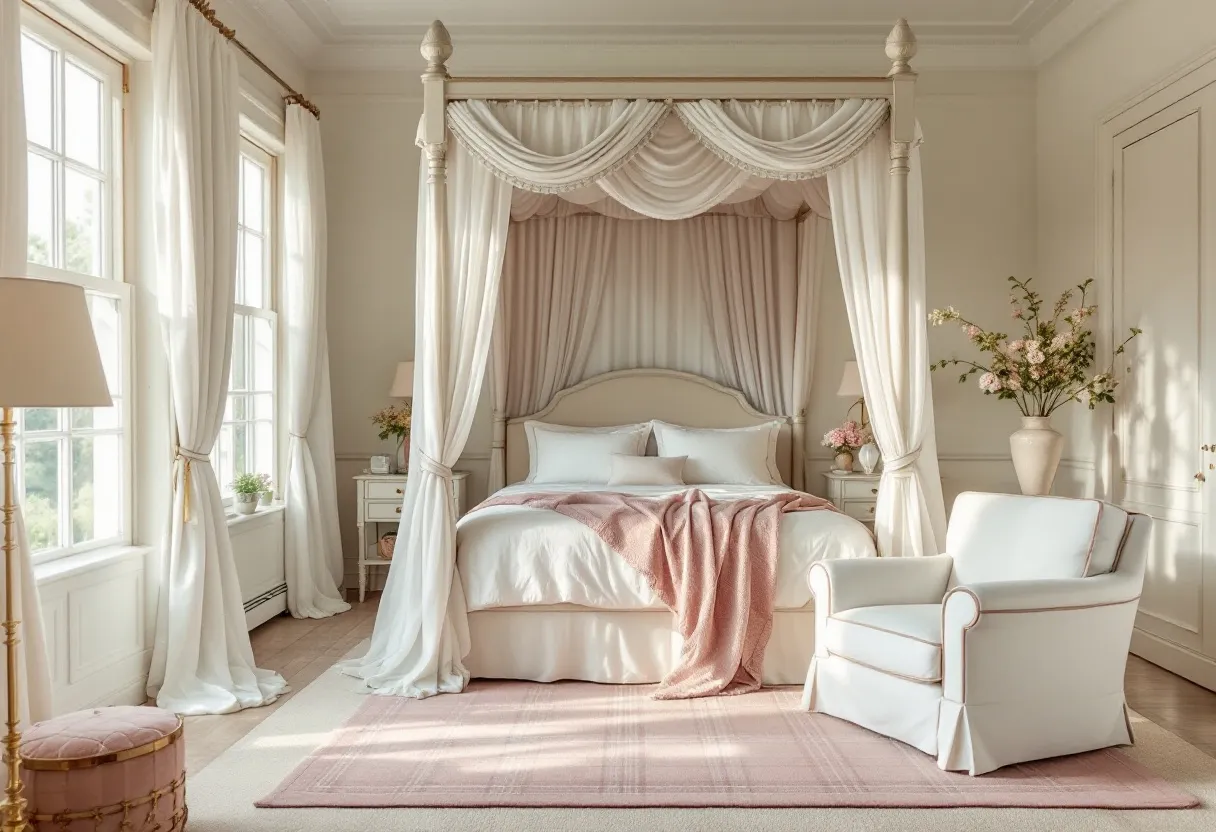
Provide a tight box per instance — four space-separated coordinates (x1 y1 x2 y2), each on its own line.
354 471 469 603
823 470 881 527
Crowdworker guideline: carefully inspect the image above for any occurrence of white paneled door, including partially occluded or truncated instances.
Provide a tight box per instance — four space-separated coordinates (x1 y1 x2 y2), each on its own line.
1111 74 1216 688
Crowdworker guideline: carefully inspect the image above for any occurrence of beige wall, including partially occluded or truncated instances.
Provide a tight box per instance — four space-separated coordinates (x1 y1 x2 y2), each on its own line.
314 70 1040 576
1037 0 1216 474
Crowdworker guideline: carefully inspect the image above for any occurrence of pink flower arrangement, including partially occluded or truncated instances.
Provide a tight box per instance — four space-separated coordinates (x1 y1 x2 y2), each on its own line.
822 420 870 454
929 277 1141 417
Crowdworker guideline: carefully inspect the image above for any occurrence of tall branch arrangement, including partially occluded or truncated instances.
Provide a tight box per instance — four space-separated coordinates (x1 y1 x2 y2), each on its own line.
929 277 1141 418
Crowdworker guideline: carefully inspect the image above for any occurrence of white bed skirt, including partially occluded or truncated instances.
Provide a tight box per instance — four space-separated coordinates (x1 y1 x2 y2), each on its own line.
465 605 815 686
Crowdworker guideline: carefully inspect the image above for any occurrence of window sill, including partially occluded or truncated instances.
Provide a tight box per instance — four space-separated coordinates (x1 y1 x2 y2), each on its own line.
34 544 152 587
226 502 285 531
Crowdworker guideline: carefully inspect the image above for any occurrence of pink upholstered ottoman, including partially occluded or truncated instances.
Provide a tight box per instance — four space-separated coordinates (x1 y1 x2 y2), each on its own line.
19 706 186 831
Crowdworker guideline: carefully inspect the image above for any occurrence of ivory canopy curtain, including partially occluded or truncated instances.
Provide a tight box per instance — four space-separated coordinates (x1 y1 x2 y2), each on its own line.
147 0 286 714
282 103 350 620
0 0 53 726
345 97 947 698
487 211 820 492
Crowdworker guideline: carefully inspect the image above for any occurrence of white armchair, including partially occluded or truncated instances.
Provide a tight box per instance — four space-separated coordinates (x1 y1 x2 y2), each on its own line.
802 491 1150 775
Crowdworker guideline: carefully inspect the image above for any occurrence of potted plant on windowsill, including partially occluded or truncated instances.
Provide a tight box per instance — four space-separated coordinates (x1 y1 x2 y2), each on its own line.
930 277 1141 496
232 473 265 516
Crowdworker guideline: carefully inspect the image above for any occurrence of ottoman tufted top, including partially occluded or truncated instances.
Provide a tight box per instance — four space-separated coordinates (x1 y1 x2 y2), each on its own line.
21 706 182 769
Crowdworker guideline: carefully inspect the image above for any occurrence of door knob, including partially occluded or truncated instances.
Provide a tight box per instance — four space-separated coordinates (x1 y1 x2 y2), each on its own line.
1197 472 1207 483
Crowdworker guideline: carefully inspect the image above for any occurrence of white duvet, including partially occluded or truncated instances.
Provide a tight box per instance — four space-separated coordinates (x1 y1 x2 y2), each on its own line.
456 482 877 612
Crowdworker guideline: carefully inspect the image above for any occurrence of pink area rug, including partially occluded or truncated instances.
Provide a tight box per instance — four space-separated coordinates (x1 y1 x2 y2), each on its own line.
257 681 1198 810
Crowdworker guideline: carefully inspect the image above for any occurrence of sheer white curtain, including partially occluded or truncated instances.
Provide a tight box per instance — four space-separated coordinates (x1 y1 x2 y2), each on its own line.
0 0 53 726
828 126 946 556
341 139 512 697
147 0 286 714
282 104 349 619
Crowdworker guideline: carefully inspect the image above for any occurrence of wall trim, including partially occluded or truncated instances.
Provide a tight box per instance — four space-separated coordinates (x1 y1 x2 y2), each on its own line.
1131 629 1216 692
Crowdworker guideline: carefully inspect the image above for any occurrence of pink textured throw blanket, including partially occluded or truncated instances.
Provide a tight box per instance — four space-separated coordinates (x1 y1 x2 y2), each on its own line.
478 489 838 698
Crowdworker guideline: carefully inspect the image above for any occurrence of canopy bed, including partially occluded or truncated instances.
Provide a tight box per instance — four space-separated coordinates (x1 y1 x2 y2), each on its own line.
341 19 949 698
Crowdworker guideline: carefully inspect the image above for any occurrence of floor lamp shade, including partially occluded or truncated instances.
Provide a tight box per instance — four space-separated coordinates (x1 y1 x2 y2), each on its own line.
0 278 111 407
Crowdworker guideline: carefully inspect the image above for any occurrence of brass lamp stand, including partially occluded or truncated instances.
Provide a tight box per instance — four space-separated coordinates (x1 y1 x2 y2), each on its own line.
0 278 113 832
1 407 24 832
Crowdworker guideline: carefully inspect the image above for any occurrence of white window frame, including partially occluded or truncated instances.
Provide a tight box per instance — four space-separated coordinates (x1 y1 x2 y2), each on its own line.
216 139 278 505
18 11 131 565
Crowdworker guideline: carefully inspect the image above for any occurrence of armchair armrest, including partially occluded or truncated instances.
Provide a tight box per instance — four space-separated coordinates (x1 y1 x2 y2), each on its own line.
945 572 1141 616
809 554 954 615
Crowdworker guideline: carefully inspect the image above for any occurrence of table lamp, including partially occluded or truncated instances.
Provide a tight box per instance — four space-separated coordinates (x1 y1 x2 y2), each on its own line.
0 278 111 831
389 361 414 399
836 360 867 426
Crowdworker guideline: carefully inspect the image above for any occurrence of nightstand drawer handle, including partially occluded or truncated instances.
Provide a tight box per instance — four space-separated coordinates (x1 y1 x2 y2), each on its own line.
867 505 875 514
871 488 878 495
395 506 402 514
396 488 403 495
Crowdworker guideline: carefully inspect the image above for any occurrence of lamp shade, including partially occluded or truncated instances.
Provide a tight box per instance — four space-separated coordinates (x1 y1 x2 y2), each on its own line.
0 278 111 407
389 361 415 398
836 360 863 398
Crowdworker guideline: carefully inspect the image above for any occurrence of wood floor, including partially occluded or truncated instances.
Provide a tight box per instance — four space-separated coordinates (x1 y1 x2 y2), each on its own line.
184 594 1216 774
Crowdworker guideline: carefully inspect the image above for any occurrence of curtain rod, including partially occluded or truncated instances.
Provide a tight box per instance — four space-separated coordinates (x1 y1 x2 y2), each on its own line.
185 0 320 119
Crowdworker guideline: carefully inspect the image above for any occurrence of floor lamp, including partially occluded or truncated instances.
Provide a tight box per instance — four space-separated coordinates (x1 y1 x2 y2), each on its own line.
0 278 111 832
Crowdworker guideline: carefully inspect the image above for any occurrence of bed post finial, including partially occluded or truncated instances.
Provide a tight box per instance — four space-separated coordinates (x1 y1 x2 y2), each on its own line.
885 18 918 77
421 19 453 76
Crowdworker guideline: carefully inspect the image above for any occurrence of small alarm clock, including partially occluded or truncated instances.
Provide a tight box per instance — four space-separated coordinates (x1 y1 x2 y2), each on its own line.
369 454 394 475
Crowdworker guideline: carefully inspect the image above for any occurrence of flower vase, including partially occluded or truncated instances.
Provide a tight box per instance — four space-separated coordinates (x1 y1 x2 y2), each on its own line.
1010 416 1064 495
397 437 410 473
858 442 881 474
833 451 855 473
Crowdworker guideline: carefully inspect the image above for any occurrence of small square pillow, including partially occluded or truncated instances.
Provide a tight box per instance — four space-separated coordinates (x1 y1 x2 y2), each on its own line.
525 421 651 484
607 454 687 487
651 420 783 485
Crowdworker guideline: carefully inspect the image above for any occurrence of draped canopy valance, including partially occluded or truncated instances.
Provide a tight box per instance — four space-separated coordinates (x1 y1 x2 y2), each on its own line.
441 99 888 220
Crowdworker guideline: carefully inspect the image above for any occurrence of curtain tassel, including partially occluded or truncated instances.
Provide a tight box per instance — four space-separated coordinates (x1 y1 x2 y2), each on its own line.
174 446 211 523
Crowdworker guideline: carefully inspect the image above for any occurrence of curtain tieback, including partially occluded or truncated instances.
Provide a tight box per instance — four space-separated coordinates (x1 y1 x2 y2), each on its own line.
173 446 210 523
417 452 453 480
883 448 921 477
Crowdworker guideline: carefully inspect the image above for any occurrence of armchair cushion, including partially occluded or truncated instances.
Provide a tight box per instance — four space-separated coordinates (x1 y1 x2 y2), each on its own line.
824 604 943 682
948 493 1114 584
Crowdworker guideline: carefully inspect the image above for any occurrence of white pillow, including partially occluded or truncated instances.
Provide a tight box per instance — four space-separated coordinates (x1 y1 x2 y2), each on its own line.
651 420 783 485
525 421 651 484
607 454 687 487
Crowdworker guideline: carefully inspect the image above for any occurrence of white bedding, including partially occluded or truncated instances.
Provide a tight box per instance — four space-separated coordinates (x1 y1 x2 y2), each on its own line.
457 482 877 612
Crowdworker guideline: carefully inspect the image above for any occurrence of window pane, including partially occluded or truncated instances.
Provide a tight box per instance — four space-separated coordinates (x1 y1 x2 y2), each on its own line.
254 421 274 479
23 408 59 432
72 434 121 545
216 424 234 497
21 36 54 150
254 393 274 421
242 233 264 308
64 61 102 170
231 314 248 390
27 153 55 267
23 440 60 552
86 295 121 392
64 169 103 277
71 399 120 430
233 423 249 478
253 317 273 390
234 233 246 305
241 157 265 233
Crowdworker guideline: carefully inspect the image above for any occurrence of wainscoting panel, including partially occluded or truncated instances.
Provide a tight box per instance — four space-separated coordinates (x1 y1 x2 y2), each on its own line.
36 546 153 714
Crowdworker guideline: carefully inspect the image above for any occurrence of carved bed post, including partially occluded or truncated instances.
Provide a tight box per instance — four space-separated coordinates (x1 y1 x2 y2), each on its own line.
885 19 917 416
420 20 452 379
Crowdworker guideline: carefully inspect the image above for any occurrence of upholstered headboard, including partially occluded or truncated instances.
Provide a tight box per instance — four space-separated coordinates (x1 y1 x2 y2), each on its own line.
505 369 793 486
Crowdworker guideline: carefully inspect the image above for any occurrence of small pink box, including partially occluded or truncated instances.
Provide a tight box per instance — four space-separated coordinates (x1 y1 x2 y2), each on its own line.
19 705 186 831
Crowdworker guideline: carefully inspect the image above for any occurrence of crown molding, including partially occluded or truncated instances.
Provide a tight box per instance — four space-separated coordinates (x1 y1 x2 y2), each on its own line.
1028 0 1127 65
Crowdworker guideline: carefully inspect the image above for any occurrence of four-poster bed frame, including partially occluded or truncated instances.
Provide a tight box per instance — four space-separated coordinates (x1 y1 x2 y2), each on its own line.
341 18 944 699
419 18 921 491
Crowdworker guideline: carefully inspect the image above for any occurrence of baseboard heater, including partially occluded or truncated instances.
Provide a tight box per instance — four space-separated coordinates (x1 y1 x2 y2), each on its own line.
244 583 288 614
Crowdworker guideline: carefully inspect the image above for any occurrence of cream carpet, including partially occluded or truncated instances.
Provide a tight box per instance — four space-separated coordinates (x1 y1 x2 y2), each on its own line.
189 655 1216 831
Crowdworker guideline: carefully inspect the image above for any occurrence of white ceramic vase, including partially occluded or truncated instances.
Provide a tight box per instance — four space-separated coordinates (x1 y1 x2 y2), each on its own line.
1010 415 1064 496
233 493 259 515
858 442 881 475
